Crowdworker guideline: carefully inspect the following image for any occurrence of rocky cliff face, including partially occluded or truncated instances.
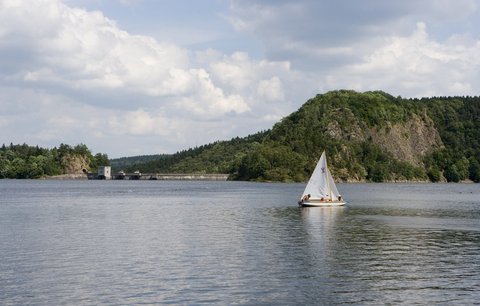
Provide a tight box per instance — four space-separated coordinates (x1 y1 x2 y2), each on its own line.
326 110 442 166
369 113 442 166
61 154 90 174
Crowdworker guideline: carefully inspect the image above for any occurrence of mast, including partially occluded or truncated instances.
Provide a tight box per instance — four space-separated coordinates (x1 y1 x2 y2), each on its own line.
325 152 332 201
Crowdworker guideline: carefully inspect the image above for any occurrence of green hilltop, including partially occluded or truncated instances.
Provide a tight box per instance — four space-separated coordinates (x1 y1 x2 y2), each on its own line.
118 90 480 183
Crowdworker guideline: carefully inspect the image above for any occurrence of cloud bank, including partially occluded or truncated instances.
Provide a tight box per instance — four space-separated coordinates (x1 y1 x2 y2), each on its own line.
1 0 480 157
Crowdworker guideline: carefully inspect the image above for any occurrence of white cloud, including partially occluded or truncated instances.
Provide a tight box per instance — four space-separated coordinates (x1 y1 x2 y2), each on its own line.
174 68 250 117
0 0 296 157
210 52 254 91
230 0 480 97
257 77 284 101
336 22 480 97
1 0 480 157
197 50 296 115
0 0 257 118
119 109 156 136
0 116 9 128
16 4 189 95
229 1 479 64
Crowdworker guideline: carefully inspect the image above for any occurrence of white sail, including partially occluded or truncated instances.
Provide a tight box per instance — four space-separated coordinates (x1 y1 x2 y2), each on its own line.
327 168 340 200
300 151 343 204
301 151 329 200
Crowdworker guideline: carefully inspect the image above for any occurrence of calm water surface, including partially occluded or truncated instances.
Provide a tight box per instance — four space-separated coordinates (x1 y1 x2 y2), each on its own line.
0 180 479 305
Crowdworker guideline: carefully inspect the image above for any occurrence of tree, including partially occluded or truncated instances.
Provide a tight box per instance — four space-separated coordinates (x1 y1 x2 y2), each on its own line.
92 153 110 169
427 167 442 182
469 158 480 182
237 150 271 180
11 157 28 179
0 158 10 178
444 164 460 182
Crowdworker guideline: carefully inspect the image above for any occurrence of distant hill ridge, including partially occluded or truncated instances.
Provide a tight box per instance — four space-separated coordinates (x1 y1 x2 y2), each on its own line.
116 90 480 183
109 154 168 171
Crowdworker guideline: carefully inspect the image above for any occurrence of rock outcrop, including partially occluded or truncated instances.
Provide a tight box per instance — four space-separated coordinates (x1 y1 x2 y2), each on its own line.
326 110 442 166
61 154 90 174
369 113 443 166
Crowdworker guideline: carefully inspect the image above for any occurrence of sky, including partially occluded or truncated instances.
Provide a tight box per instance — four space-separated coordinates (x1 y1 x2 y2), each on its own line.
1 0 480 158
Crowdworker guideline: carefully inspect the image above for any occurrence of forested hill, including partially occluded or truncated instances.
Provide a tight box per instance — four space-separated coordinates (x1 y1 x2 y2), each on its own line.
122 90 480 183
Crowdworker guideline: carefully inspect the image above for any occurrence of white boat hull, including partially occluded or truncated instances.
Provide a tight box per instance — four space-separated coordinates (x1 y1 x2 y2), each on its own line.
299 200 346 207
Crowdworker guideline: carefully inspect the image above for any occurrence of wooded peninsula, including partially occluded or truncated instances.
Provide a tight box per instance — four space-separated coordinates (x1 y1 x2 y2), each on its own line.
2 90 480 182
0 143 109 179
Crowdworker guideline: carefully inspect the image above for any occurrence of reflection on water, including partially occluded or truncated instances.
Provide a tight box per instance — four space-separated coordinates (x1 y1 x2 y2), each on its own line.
0 181 479 305
301 206 345 226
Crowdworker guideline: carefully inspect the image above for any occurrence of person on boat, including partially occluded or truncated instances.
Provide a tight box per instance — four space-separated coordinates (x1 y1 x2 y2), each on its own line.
338 195 342 202
302 194 310 202
320 197 324 202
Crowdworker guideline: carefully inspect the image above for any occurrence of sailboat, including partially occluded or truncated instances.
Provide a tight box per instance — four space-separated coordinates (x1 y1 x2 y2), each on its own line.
298 151 345 207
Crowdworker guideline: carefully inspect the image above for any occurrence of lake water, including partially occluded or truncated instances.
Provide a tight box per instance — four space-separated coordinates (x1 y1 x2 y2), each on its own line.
1 180 479 305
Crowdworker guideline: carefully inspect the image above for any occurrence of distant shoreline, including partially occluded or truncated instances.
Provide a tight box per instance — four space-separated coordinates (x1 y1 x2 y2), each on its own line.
44 174 87 180
4 175 476 183
43 173 230 181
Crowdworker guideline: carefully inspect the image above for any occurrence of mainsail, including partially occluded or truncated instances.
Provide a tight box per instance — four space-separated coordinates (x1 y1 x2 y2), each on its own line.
301 151 340 201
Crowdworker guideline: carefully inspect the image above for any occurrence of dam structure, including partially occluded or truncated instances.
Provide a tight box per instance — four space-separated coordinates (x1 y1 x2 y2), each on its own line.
86 166 228 181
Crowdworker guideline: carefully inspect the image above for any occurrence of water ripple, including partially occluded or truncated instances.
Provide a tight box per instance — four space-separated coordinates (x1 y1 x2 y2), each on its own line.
0 181 479 304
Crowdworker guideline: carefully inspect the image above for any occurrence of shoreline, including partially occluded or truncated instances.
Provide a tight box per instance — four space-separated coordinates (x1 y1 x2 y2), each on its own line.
4 175 476 183
43 173 230 181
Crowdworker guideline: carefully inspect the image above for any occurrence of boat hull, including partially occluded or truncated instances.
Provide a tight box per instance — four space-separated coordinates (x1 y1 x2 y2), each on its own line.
299 200 346 207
